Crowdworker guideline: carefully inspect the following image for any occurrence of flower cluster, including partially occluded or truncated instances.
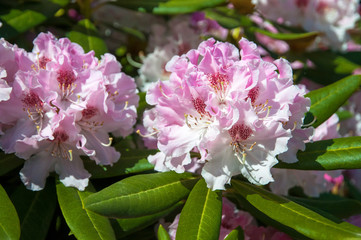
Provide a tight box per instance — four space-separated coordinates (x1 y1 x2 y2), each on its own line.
252 0 360 50
0 33 138 191
144 37 310 190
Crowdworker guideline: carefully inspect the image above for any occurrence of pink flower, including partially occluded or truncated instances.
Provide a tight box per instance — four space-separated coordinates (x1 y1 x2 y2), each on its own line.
145 38 309 190
253 0 360 50
245 225 292 240
0 33 138 191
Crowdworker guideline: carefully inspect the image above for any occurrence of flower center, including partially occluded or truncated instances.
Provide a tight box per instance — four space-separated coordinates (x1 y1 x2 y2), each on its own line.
247 86 259 104
208 73 229 92
82 106 98 119
57 69 77 99
192 97 207 116
50 130 73 161
22 92 44 128
39 56 51 69
229 123 253 142
22 92 43 108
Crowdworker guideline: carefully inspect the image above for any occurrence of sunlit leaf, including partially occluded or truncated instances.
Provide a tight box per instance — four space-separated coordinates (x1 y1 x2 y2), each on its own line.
57 181 116 240
303 75 361 128
112 0 226 14
0 185 20 240
232 180 361 239
276 136 361 170
176 179 222 240
84 172 199 218
0 0 69 39
67 19 108 57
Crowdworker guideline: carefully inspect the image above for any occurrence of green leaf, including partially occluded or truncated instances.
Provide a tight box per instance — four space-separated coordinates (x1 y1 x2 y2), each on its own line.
204 7 248 29
176 179 222 240
84 148 156 178
304 75 361 128
276 136 361 170
0 152 23 176
0 185 20 240
84 172 199 218
0 0 69 39
226 194 308 240
67 19 108 58
253 28 319 41
114 202 182 238
301 51 361 85
232 180 361 239
11 182 56 240
336 110 353 121
56 181 116 240
112 0 226 14
157 224 171 240
224 226 244 240
288 195 361 219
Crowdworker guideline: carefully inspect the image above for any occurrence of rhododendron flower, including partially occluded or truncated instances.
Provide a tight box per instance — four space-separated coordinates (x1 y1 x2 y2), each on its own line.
253 0 360 50
0 33 138 191
145 37 309 190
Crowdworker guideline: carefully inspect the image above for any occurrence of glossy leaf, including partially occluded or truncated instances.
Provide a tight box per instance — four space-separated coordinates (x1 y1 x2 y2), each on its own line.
112 0 226 14
67 19 108 58
176 179 222 240
84 148 156 179
276 136 361 170
0 185 20 240
84 172 199 218
0 0 69 39
288 195 361 219
56 181 116 240
303 51 361 85
11 182 56 240
232 180 361 239
157 224 171 240
0 152 23 176
303 75 361 128
224 227 244 240
114 202 182 238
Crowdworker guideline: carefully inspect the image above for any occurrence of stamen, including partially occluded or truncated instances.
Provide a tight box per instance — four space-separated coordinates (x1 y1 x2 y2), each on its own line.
136 129 158 138
259 106 272 120
101 137 113 147
159 85 169 98
302 116 317 128
126 53 143 68
184 114 191 128
291 121 298 131
68 150 73 161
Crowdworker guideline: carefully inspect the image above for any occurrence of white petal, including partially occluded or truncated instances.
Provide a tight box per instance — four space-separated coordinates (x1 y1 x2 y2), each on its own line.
55 154 90 191
20 152 56 191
